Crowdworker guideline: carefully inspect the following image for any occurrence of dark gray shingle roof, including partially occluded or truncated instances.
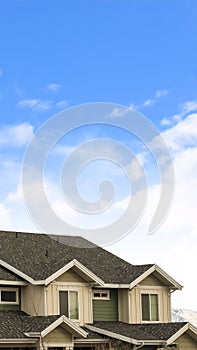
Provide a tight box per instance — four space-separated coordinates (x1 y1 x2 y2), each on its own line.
0 265 25 281
0 230 153 283
0 311 60 338
89 321 188 341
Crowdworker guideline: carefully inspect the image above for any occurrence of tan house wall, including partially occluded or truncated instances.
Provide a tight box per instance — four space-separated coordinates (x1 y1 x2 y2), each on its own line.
118 289 129 323
43 326 73 342
139 273 166 286
21 284 45 316
45 268 93 325
129 273 171 323
175 332 197 350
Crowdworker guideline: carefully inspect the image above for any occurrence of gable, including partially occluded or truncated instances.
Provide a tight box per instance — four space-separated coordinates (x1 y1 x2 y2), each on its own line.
43 325 72 343
139 272 166 286
56 268 87 283
176 332 197 350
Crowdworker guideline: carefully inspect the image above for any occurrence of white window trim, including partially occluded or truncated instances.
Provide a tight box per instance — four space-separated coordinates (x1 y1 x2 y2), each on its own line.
58 288 80 321
92 289 110 300
0 287 19 304
140 291 160 323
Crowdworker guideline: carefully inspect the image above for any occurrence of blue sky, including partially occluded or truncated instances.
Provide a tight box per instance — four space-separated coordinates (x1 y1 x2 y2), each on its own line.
0 0 197 310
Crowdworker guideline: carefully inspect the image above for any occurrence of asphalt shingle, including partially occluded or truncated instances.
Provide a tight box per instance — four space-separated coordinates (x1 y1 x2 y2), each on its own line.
0 230 153 283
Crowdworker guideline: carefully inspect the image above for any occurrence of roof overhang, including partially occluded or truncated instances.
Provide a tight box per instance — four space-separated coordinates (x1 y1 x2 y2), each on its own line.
166 323 197 345
0 259 104 286
41 315 88 339
129 264 183 290
25 316 88 339
85 325 140 345
45 259 104 286
0 280 28 286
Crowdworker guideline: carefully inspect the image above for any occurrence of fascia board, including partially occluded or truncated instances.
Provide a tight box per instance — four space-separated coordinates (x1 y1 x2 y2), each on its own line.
0 280 28 285
0 338 36 344
85 325 139 345
129 264 183 290
166 323 197 345
41 316 88 338
155 265 183 290
129 265 155 289
0 259 44 285
102 284 130 288
45 259 104 286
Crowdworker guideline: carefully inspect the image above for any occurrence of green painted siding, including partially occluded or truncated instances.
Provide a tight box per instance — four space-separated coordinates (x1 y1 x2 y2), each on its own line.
93 289 118 321
0 303 20 310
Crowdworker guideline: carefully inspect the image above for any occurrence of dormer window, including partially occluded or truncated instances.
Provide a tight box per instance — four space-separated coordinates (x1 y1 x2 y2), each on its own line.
141 293 159 321
0 288 19 304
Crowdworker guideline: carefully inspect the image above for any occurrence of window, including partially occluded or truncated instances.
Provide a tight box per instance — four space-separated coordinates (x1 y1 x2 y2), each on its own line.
141 293 159 321
92 290 110 300
59 290 79 320
0 288 19 304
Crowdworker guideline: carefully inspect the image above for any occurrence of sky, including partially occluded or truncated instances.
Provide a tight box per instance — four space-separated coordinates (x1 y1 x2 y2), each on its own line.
0 0 197 311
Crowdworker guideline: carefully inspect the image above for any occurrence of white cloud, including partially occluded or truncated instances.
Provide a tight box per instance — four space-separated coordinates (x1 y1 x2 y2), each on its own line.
143 99 154 107
18 99 52 111
141 88 168 108
0 203 12 228
162 113 197 151
7 185 23 203
180 100 197 115
18 99 40 108
56 100 68 109
47 83 61 92
0 122 34 147
108 106 133 117
161 100 197 127
155 89 168 98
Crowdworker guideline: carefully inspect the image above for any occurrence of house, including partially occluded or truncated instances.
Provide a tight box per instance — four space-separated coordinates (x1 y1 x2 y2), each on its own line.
0 230 197 350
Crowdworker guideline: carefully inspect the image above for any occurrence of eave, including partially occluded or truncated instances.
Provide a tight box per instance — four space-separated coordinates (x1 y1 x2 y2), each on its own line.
129 264 183 290
41 315 88 338
85 325 140 345
0 258 104 286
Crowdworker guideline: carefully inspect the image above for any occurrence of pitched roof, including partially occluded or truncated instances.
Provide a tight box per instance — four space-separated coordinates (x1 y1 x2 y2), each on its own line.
86 321 189 341
0 311 87 340
0 311 60 339
0 265 25 282
0 230 153 284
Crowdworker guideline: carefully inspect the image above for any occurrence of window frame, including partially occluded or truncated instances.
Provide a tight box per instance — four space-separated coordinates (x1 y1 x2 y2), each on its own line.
0 287 19 304
58 289 80 321
92 289 110 300
141 292 159 322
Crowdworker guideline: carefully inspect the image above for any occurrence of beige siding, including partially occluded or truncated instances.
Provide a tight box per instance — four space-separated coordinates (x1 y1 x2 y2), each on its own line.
129 286 171 323
118 289 129 322
46 283 92 325
139 273 165 286
43 326 72 343
21 284 45 316
176 333 197 350
56 269 86 283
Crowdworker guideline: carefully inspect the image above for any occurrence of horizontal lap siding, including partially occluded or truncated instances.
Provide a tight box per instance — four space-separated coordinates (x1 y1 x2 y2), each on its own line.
93 289 118 321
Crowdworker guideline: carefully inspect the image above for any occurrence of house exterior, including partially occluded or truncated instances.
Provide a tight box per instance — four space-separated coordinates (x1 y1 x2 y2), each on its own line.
0 230 197 350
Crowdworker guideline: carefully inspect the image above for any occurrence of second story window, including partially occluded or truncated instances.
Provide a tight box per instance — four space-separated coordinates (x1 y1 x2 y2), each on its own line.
0 288 19 304
92 290 110 300
59 290 79 320
141 293 159 321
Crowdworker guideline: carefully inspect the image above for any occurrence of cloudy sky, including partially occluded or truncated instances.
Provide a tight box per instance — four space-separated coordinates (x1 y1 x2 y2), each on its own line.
0 0 197 311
